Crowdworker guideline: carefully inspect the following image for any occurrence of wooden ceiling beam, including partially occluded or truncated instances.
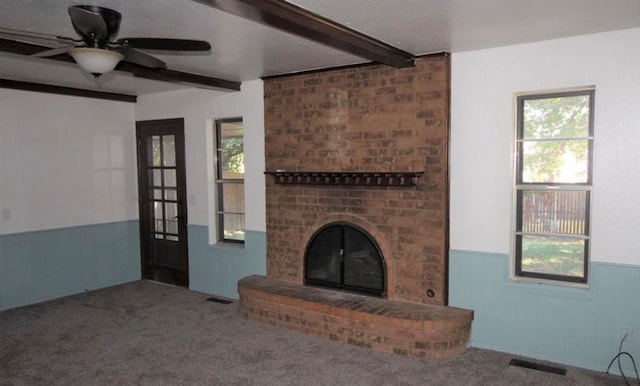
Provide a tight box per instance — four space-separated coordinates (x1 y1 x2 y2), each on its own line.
0 38 241 92
0 78 137 103
195 0 416 68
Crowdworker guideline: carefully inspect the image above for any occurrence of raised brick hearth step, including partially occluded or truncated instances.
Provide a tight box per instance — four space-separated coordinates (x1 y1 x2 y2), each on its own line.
238 275 474 358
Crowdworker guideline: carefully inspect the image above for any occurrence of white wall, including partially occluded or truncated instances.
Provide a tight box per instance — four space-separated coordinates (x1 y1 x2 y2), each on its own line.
135 79 266 233
0 89 138 234
135 81 267 298
451 28 640 265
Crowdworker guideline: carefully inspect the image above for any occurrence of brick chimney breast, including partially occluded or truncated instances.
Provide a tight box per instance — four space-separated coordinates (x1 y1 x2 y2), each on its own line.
264 55 450 305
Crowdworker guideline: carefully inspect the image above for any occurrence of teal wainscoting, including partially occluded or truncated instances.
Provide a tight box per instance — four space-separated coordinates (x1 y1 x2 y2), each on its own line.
188 225 266 299
0 220 141 311
449 249 640 374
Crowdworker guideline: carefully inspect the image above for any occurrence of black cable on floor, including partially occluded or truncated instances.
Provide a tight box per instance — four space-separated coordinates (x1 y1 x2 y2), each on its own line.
606 333 640 386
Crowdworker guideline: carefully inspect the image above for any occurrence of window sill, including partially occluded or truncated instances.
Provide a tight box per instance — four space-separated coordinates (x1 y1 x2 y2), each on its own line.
208 242 246 254
511 274 588 287
504 276 593 301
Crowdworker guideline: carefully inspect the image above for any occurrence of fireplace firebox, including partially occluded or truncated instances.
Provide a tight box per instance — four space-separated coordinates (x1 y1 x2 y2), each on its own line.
304 222 385 297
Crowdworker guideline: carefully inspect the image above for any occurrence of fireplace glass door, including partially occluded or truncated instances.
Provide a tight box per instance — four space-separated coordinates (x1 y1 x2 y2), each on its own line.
304 223 385 296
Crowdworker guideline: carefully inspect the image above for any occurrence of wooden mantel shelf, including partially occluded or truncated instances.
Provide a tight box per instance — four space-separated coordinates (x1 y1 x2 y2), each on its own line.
264 171 424 187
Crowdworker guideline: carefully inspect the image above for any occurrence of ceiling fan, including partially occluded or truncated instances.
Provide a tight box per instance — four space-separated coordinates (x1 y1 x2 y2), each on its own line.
2 4 211 78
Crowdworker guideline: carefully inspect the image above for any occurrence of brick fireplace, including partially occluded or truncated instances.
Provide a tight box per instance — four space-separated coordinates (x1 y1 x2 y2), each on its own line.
238 54 473 358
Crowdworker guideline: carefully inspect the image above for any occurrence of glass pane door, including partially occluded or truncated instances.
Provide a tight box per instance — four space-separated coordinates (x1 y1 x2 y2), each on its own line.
136 119 188 286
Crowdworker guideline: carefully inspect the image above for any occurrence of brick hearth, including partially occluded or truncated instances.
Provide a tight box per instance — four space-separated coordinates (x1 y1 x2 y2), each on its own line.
239 276 473 358
238 54 473 358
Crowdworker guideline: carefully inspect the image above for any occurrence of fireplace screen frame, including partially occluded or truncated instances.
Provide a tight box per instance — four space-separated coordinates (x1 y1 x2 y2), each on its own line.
304 222 386 297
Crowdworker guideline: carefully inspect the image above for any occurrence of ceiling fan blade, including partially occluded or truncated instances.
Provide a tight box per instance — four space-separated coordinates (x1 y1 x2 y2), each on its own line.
68 6 108 40
119 47 167 69
31 45 71 58
116 38 211 51
0 27 76 44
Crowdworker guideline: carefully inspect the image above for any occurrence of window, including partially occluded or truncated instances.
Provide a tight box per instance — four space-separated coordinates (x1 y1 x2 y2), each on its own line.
514 89 594 284
215 118 245 245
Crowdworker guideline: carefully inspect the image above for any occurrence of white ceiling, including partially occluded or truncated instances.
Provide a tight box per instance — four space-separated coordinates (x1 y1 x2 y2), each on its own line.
1 0 639 95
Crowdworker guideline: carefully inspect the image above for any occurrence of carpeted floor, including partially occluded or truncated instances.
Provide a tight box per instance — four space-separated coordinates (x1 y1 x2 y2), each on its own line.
0 281 632 385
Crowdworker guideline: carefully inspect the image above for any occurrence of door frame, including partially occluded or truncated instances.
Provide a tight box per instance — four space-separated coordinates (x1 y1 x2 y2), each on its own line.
135 118 189 286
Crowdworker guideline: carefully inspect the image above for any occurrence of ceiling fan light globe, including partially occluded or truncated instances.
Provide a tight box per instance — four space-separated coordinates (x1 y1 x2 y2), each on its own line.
68 47 123 76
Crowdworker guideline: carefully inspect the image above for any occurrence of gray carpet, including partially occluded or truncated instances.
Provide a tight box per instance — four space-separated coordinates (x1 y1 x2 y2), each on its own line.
0 281 630 385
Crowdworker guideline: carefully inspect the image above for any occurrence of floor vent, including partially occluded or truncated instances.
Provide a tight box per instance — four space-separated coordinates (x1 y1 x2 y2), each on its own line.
205 297 233 305
509 358 567 375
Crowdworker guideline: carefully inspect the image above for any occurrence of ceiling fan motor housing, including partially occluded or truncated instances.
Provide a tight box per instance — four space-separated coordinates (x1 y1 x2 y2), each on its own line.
70 5 122 47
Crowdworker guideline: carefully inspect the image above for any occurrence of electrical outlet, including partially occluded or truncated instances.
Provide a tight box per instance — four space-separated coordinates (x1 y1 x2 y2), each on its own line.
621 326 634 343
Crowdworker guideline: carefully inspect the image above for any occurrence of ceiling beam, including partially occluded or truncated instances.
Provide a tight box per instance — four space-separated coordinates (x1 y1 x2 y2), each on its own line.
0 78 137 103
0 38 241 92
195 0 415 68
